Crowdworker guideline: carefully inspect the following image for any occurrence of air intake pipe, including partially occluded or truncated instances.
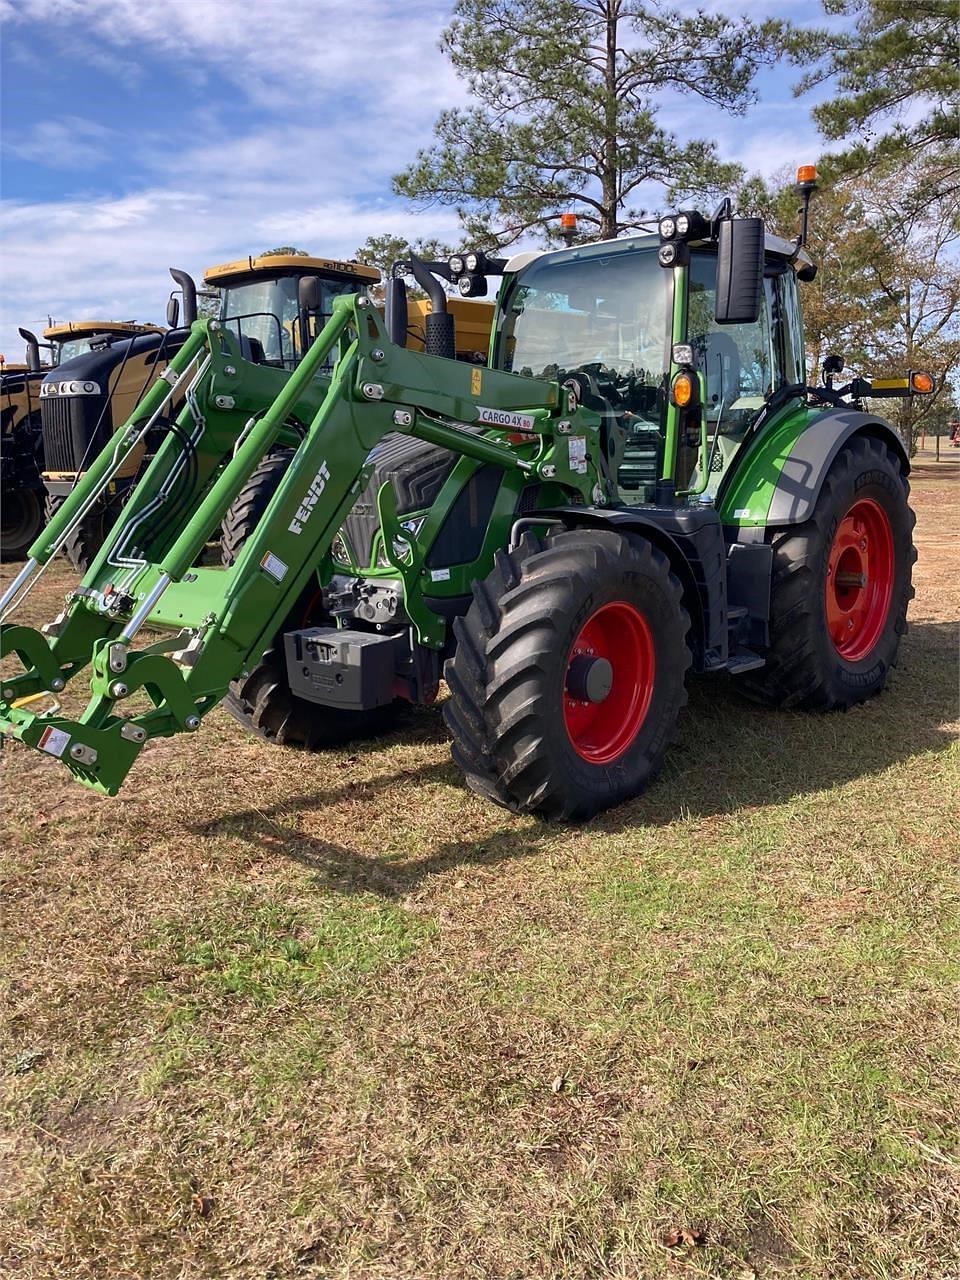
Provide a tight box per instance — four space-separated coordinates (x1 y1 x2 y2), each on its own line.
406 255 455 360
168 268 198 327
18 327 41 373
385 271 409 349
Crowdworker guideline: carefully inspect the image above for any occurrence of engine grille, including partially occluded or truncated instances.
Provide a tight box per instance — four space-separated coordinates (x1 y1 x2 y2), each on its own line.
41 395 108 472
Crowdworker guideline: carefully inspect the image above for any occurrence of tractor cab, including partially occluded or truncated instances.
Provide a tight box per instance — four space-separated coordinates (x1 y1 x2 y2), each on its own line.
201 254 380 370
39 321 164 369
489 221 811 509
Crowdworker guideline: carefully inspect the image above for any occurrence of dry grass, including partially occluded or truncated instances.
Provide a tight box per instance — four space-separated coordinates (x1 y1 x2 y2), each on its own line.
1 461 958 1279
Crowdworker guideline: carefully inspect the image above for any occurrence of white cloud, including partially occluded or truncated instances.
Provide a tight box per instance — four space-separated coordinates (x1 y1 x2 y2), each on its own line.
3 116 114 168
4 0 464 120
0 0 841 356
0 0 471 353
0 180 463 354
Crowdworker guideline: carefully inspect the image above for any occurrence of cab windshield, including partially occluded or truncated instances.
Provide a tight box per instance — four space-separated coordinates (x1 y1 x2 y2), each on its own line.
221 275 361 369
53 337 96 365
498 242 669 498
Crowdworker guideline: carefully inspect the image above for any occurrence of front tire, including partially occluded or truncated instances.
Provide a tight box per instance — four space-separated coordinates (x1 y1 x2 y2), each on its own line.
444 529 691 820
740 436 915 710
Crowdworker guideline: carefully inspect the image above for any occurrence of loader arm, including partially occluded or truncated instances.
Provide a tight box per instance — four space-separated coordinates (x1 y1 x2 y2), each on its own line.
0 294 598 794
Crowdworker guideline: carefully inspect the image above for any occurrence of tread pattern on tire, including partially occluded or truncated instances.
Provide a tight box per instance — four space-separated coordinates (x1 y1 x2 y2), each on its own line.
220 447 294 567
740 435 916 711
443 528 691 820
43 492 104 572
1 486 43 561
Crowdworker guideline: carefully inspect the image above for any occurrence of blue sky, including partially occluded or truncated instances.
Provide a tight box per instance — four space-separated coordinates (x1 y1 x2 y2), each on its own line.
0 0 842 358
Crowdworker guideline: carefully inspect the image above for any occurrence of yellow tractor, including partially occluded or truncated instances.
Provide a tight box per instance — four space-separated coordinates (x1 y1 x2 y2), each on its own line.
38 253 494 568
37 320 176 568
3 322 161 561
1 346 47 560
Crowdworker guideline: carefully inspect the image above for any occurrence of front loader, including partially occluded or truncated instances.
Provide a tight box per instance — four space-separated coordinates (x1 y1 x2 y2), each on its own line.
0 169 931 819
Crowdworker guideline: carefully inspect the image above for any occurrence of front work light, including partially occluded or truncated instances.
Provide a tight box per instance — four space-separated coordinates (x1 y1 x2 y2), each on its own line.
672 343 695 367
659 216 677 240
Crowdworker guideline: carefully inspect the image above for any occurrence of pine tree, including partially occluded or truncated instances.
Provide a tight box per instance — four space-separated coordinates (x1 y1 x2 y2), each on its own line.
394 0 785 247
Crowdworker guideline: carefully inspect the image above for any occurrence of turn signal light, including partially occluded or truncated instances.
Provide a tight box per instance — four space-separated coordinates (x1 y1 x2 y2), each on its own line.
796 164 819 184
671 370 696 407
910 370 934 394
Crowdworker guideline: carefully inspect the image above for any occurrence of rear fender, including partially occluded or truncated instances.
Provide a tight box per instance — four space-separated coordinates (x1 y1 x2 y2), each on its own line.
720 408 909 528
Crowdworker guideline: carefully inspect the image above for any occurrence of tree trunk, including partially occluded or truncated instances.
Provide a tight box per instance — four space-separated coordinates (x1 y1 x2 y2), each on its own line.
600 1 620 239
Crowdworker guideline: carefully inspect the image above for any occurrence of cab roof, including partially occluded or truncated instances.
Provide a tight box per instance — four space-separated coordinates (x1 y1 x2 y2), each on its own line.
44 321 164 340
203 254 381 286
505 229 815 276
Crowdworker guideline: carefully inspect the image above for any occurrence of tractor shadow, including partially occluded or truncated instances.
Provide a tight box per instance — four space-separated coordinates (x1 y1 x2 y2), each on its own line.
192 619 958 899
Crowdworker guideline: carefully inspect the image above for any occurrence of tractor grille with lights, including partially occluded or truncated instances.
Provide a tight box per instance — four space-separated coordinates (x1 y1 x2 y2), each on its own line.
40 391 109 473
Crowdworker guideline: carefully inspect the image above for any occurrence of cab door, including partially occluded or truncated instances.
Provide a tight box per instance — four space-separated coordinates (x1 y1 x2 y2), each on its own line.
676 253 791 497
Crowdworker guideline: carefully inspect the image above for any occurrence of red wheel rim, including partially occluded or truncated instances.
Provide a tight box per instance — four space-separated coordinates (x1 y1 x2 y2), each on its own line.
563 601 655 764
825 497 895 661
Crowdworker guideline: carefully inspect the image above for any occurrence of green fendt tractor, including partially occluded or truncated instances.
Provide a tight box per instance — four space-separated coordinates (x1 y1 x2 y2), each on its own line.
0 173 932 819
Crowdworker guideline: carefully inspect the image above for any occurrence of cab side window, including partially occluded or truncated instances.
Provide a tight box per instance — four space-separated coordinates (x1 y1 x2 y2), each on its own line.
686 253 783 489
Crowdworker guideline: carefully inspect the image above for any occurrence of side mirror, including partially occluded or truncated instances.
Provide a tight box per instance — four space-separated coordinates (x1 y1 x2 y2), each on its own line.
298 276 321 313
823 353 844 376
18 327 41 372
714 217 765 326
168 268 197 326
166 295 180 328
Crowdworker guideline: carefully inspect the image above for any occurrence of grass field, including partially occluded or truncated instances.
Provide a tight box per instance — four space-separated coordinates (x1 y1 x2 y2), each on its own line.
2 455 958 1279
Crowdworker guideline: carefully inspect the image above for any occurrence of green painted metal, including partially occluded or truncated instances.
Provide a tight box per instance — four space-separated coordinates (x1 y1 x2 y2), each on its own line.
0 293 598 795
661 261 688 483
717 399 814 526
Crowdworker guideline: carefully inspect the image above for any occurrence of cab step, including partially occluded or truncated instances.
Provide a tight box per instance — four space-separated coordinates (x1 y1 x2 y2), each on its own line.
726 645 765 675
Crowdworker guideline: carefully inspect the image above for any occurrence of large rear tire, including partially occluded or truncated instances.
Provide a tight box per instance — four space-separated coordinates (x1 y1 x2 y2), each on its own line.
220 450 402 750
444 529 691 820
1 486 43 561
739 436 915 710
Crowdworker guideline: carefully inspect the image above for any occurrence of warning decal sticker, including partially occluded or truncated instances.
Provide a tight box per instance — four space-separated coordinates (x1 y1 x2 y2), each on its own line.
38 726 70 758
